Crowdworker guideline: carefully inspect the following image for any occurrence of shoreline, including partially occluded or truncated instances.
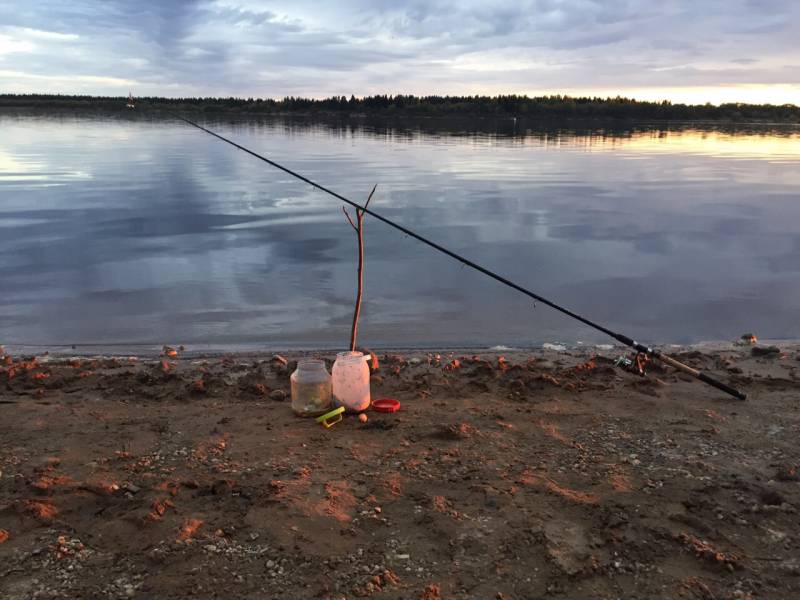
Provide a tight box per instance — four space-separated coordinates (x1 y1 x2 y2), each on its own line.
3 338 798 359
2 106 800 129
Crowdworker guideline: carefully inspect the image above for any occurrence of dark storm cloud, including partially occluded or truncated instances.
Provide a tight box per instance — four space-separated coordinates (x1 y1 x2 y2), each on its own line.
0 0 797 102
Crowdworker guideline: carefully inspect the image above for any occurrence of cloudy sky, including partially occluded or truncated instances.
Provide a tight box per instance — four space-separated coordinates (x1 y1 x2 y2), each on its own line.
0 0 798 104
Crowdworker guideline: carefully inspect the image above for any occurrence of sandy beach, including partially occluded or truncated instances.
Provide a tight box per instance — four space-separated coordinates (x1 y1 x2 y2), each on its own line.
1 343 798 599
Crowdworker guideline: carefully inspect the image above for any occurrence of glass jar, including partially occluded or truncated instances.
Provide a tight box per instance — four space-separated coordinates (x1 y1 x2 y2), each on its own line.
290 359 332 417
332 351 371 412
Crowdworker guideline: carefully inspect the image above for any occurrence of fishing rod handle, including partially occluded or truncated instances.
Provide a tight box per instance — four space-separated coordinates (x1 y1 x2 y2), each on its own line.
617 336 748 401
697 372 747 401
658 352 747 401
657 353 699 376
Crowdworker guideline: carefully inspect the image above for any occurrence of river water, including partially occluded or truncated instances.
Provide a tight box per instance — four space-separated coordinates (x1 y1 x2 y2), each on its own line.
1 113 798 350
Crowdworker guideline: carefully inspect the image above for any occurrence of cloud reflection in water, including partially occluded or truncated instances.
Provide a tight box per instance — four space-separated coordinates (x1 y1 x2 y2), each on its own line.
0 114 798 348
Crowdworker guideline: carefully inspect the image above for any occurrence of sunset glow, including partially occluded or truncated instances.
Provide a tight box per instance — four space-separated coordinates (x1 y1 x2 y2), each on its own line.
605 130 800 160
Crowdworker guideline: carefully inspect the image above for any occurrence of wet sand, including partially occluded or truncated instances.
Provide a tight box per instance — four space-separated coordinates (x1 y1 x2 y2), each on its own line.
1 344 799 599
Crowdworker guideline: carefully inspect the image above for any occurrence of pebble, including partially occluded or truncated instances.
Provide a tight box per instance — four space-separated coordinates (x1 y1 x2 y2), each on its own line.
774 466 799 481
752 345 780 357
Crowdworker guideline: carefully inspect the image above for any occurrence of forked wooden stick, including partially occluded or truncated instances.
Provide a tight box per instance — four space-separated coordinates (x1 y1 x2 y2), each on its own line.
342 184 377 351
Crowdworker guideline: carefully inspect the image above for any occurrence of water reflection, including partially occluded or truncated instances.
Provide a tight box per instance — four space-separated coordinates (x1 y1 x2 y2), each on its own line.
0 113 798 348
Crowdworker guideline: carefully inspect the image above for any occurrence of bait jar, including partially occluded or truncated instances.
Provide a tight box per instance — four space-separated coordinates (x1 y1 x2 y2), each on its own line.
290 359 332 417
331 351 371 412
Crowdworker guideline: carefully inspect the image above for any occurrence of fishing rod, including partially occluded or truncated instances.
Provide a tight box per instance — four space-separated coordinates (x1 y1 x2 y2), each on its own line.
138 102 746 401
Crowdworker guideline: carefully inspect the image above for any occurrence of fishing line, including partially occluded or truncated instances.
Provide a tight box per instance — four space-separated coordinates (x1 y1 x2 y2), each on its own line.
131 103 746 400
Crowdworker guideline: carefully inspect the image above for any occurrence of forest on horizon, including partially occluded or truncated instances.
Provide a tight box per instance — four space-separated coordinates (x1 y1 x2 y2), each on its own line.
1 93 799 122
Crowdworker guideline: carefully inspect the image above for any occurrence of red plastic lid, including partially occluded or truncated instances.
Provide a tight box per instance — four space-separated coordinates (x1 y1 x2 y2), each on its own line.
372 398 400 413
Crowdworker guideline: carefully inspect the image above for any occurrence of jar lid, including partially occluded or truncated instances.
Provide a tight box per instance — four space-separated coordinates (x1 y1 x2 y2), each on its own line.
372 398 400 413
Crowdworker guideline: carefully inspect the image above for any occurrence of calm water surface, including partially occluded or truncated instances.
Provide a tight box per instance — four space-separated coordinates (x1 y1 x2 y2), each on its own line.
1 114 799 349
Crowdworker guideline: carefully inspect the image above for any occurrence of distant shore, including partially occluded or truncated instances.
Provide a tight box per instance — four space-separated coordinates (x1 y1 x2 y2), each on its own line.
2 93 799 124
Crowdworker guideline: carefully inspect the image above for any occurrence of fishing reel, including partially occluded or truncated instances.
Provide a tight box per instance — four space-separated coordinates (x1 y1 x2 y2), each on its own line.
614 352 651 376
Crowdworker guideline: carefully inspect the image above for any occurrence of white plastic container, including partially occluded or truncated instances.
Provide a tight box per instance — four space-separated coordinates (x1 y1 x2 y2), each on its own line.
332 351 371 412
290 359 332 417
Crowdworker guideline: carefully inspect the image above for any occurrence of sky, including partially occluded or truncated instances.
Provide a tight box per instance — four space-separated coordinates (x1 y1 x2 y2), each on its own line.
0 0 798 105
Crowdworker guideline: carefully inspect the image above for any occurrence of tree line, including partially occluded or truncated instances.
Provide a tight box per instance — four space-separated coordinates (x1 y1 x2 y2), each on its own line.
1 93 798 122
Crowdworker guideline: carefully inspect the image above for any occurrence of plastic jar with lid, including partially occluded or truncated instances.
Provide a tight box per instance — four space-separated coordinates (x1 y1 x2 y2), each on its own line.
290 359 332 417
331 351 371 412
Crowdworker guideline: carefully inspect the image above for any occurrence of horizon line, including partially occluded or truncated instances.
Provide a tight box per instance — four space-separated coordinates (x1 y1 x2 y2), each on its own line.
1 91 798 109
